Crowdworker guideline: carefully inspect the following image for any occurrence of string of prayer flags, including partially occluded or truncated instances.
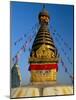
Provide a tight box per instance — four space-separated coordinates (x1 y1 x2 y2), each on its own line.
65 67 67 72
14 22 38 46
60 57 73 83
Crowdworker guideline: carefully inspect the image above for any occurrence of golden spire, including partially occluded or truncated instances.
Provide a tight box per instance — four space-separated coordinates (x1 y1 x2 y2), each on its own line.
29 4 59 63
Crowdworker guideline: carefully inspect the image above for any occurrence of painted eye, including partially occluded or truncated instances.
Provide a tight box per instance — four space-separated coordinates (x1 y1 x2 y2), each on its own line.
39 71 41 73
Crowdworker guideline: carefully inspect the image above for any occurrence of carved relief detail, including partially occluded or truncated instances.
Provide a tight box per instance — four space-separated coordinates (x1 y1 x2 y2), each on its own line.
35 44 55 59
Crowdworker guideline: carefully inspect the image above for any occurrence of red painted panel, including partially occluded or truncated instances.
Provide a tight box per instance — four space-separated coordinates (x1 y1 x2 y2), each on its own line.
29 64 58 71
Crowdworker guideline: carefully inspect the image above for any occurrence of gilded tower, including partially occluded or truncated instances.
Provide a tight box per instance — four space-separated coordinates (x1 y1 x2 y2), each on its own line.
29 5 59 85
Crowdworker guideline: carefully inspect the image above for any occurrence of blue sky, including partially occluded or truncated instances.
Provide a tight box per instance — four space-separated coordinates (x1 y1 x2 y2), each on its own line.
11 1 74 85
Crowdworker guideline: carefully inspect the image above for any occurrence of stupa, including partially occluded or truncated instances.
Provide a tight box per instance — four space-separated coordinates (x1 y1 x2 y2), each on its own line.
29 5 59 85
